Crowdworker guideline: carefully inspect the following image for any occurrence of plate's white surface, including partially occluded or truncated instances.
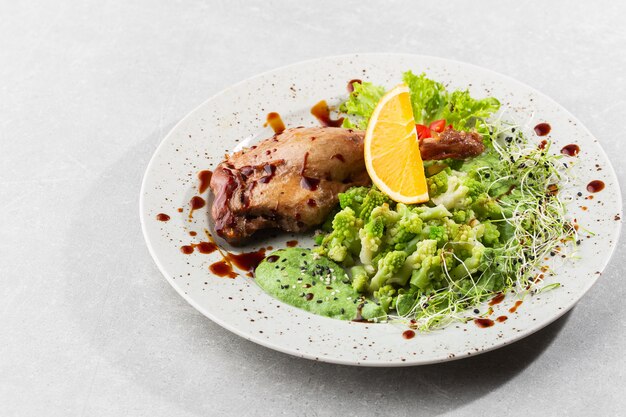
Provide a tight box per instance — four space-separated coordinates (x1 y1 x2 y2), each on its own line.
140 54 621 366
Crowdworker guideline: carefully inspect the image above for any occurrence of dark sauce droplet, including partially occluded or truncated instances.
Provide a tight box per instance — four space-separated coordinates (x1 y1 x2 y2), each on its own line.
180 245 194 254
197 170 213 194
509 300 523 313
310 100 344 127
474 318 495 328
402 330 415 339
265 112 285 134
546 183 559 196
189 231 197 236
305 293 314 301
560 144 580 157
240 165 254 178
196 241 217 254
346 79 362 93
534 122 551 136
156 213 170 221
226 248 266 273
190 196 206 210
188 196 206 219
210 260 237 278
496 315 508 323
488 292 505 306
300 176 320 191
286 240 298 247
266 255 280 263
538 139 548 150
586 180 605 193
259 164 277 184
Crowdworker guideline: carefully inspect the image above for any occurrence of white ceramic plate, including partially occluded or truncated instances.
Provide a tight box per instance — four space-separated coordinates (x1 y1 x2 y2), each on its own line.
140 54 622 366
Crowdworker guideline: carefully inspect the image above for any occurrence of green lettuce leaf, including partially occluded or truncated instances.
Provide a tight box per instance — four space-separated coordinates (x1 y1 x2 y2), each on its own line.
402 71 448 124
441 90 500 131
339 81 385 129
337 72 500 134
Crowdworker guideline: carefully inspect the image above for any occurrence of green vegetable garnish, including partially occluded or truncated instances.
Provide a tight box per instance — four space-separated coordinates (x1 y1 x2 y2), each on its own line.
312 73 574 330
339 82 385 129
402 71 448 123
341 70 500 134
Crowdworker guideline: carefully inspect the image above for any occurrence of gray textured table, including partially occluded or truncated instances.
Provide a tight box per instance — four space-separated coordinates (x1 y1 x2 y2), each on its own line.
2 1 625 416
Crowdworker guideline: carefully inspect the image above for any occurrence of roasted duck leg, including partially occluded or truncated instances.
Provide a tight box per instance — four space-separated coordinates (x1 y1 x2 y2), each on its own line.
210 127 370 244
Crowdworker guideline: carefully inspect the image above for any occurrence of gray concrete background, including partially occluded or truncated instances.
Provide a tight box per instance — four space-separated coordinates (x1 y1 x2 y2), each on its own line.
1 1 625 416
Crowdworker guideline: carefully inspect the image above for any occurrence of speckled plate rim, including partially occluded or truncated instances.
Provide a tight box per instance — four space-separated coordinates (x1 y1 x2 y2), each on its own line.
140 53 622 366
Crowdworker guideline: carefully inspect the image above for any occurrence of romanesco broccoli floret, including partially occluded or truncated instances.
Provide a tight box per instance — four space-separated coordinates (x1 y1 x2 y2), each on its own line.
316 207 363 264
409 246 453 289
442 217 460 241
463 174 485 200
338 186 369 212
450 243 486 280
397 204 424 235
471 222 485 241
390 239 438 286
471 193 505 220
370 203 401 226
426 169 449 197
452 209 470 223
410 255 443 289
414 204 452 221
371 247 391 266
358 188 391 221
412 239 440 264
481 221 501 246
464 243 485 272
370 250 407 291
385 203 424 246
392 233 421 253
350 265 370 293
428 225 448 247
431 174 472 210
452 224 472 242
449 219 485 243
359 217 384 265
430 172 486 210
374 284 397 313
440 249 456 273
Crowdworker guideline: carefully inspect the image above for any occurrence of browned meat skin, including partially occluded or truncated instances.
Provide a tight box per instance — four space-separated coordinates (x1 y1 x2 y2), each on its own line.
209 127 370 244
419 128 485 160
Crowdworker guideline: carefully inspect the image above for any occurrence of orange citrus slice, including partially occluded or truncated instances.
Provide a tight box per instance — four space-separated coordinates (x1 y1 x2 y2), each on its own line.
364 84 429 204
